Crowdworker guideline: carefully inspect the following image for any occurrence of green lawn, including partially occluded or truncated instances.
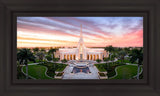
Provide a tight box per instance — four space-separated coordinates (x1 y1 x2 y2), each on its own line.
28 59 41 64
110 65 142 79
38 62 67 78
116 59 136 64
95 63 125 77
56 64 67 71
22 65 52 79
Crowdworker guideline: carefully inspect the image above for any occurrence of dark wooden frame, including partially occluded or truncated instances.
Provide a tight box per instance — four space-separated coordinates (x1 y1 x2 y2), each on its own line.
0 0 160 96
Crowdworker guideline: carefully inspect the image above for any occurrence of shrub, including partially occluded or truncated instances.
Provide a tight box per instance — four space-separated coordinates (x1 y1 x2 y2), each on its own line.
61 59 67 63
56 72 64 76
96 59 102 63
95 63 126 78
56 64 67 72
103 57 109 62
98 72 106 77
53 58 59 62
46 55 52 61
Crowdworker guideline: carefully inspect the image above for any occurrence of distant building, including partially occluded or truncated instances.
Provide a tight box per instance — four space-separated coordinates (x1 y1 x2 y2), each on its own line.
55 25 109 61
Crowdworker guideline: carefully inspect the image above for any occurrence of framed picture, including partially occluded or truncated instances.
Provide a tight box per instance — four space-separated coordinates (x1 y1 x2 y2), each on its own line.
16 16 144 80
0 0 160 96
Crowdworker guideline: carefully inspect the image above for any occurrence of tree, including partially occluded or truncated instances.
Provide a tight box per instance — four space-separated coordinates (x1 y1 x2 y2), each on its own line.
103 57 109 62
105 45 115 52
48 47 58 69
124 47 130 54
40 48 46 53
105 45 115 61
96 59 102 63
33 47 39 54
48 47 57 60
118 50 126 64
129 48 143 80
111 53 116 61
46 55 52 61
17 48 35 79
36 52 45 62
110 53 117 65
103 57 110 69
53 58 59 62
117 47 122 51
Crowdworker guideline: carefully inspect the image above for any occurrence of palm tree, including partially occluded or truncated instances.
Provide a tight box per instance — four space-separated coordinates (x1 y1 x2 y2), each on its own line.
117 47 122 51
105 45 115 52
118 50 126 64
33 47 39 54
110 53 117 65
103 57 110 69
48 47 58 69
17 48 35 79
36 52 45 62
129 48 143 80
48 47 57 59
40 48 46 53
124 47 130 54
46 55 52 61
105 45 115 61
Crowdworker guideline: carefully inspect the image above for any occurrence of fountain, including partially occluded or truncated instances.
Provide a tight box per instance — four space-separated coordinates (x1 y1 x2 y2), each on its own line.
71 60 91 74
73 60 89 66
72 65 90 73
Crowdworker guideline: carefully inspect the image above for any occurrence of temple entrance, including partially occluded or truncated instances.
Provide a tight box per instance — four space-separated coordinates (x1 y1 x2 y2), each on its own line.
73 55 76 60
70 55 72 60
87 54 89 60
67 55 69 60
90 55 92 60
93 55 95 61
80 54 83 60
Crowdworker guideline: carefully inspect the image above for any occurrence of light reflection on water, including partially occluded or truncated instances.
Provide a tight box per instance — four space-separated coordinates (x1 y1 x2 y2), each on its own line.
72 66 90 73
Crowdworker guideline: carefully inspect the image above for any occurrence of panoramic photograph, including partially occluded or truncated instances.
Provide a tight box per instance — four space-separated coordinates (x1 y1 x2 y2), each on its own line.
17 17 143 80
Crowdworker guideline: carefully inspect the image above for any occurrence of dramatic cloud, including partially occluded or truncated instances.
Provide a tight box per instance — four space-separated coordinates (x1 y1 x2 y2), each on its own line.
17 17 143 48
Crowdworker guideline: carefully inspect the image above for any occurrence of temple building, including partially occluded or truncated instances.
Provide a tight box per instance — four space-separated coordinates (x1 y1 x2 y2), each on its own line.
56 25 109 61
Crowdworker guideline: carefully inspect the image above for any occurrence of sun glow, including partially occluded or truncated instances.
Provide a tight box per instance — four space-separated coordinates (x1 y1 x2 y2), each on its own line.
17 17 143 48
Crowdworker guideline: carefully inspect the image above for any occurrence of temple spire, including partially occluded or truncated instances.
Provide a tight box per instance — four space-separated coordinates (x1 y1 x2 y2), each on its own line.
78 24 84 44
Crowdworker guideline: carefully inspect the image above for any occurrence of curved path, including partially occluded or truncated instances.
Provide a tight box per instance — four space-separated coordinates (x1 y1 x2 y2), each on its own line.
22 65 53 79
109 64 143 79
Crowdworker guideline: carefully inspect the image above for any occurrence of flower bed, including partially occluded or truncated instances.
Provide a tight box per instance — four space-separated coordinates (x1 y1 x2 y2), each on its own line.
56 72 64 76
99 72 106 76
54 72 64 79
98 72 108 79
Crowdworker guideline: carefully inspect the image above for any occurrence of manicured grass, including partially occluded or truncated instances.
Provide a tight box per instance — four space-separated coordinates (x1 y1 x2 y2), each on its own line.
28 59 41 64
95 64 106 72
110 65 142 79
56 64 67 71
116 59 136 64
95 62 125 77
38 62 67 78
22 65 52 79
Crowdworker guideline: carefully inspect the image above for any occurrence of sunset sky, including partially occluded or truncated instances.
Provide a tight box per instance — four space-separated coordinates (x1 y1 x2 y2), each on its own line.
17 17 143 48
